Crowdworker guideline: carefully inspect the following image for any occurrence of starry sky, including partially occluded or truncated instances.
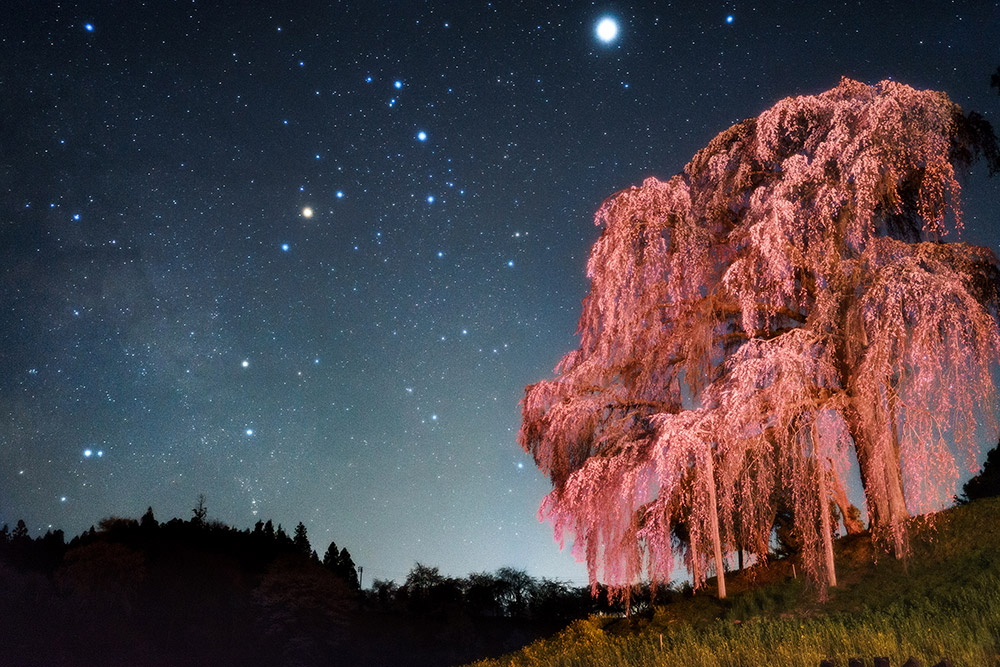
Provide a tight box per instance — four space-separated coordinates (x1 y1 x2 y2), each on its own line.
3 1 999 586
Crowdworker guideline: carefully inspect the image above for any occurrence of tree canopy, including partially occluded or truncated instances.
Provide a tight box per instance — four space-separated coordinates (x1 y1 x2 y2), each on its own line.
956 440 1000 504
520 78 1000 598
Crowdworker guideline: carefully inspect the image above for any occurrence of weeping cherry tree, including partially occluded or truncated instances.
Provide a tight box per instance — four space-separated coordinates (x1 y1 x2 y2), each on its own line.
520 78 1000 599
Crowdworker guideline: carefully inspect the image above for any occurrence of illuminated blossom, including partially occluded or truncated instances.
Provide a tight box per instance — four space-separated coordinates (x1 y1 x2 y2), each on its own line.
520 78 1000 598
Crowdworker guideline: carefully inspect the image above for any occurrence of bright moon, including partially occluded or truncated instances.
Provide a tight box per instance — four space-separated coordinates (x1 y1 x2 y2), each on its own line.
301 206 313 218
596 17 618 43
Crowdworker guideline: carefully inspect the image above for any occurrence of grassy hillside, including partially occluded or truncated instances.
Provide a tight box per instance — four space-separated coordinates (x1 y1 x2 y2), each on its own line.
469 497 1000 667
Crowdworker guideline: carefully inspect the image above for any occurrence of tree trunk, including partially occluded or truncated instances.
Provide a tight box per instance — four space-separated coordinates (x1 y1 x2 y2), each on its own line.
689 545 701 588
846 399 909 558
703 452 726 599
885 386 909 557
817 459 837 587
835 296 909 552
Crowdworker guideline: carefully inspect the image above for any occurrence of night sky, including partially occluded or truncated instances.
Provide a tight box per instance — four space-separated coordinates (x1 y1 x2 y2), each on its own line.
3 1 999 586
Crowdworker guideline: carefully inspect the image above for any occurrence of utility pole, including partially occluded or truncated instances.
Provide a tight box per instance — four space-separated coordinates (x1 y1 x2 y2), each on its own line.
357 565 363 589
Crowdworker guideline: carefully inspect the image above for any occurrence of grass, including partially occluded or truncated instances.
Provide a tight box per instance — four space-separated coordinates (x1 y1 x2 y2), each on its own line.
468 497 1000 667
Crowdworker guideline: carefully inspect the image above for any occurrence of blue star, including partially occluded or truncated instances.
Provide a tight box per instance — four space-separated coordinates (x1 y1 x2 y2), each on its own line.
417 131 427 141
726 14 734 24
281 243 290 251
427 195 435 203
394 80 403 89
84 23 94 32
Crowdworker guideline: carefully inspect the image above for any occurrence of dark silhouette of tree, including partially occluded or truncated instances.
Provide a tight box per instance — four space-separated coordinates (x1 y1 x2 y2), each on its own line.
263 519 275 539
956 440 1000 504
530 578 591 623
402 562 460 613
292 521 311 556
322 540 339 567
494 567 535 617
464 571 501 616
338 547 359 589
275 523 290 547
192 494 208 525
98 516 139 536
321 541 360 589
12 519 29 542
520 78 1000 599
404 562 443 593
371 577 398 609
140 507 157 530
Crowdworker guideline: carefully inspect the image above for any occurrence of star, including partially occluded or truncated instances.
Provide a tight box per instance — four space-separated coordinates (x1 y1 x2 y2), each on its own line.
596 17 618 43
302 206 314 218
417 131 427 141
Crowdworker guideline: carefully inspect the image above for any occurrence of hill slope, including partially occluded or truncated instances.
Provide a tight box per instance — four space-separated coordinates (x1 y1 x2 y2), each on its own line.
469 497 1000 667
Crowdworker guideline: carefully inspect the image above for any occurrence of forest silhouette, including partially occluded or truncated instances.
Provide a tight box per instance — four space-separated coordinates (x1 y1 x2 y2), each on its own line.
0 499 646 667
